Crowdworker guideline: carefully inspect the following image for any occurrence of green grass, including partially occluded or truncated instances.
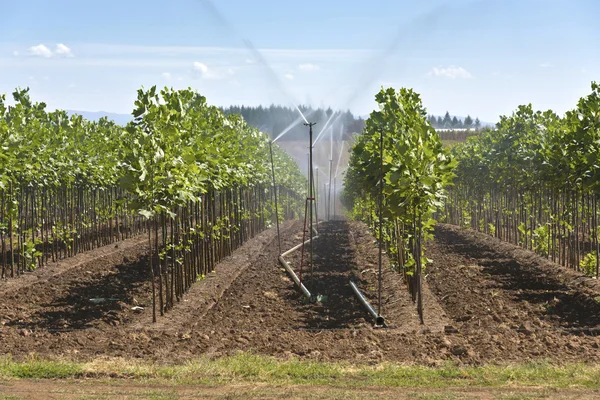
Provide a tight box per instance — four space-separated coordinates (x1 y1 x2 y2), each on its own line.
1 353 600 389
0 356 83 378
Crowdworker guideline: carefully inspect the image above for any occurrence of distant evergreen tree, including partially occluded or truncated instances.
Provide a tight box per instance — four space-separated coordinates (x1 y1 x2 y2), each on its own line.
475 117 481 130
221 104 364 141
451 116 460 128
464 115 473 129
436 116 443 127
442 112 452 128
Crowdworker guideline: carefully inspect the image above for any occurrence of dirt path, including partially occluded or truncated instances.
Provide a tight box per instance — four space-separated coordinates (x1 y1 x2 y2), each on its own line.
1 380 596 400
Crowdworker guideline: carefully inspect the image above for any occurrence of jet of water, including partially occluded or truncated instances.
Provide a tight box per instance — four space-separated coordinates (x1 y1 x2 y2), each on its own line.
335 141 346 178
273 110 315 142
198 0 309 124
318 1 479 114
313 112 338 145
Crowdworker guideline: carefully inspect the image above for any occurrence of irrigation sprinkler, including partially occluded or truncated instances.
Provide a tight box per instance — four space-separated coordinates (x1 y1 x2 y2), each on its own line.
333 177 336 220
323 183 327 220
304 121 317 291
378 129 384 317
315 167 319 225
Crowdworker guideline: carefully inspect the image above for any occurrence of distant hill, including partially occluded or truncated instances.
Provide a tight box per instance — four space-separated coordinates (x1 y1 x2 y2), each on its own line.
66 110 132 126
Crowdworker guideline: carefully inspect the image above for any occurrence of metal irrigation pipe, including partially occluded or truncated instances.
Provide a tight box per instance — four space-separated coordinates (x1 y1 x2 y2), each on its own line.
281 231 320 258
349 280 385 327
279 255 312 299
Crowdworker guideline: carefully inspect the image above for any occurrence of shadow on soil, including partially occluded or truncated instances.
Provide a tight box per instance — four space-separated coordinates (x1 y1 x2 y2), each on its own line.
434 226 600 331
7 255 149 331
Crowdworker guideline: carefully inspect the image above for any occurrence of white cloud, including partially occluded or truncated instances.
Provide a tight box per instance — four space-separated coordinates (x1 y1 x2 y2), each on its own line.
429 66 472 79
55 43 74 57
28 44 53 58
298 63 320 72
192 61 211 79
539 63 552 68
284 73 295 81
161 72 172 81
67 83 76 88
191 62 234 80
19 43 74 58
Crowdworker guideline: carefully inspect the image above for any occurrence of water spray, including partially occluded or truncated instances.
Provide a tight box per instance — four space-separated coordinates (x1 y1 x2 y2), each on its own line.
198 0 309 124
273 110 315 142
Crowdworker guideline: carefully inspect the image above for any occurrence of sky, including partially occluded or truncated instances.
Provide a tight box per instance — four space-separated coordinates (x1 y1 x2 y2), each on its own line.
0 0 598 122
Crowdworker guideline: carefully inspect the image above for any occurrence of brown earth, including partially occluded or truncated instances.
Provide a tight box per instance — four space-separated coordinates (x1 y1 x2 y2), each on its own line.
1 220 600 365
0 380 596 400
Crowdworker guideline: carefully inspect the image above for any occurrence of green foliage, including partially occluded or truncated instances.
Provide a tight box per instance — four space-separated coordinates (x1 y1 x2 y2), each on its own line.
0 86 306 277
343 87 455 273
533 224 550 257
446 81 600 275
580 253 597 277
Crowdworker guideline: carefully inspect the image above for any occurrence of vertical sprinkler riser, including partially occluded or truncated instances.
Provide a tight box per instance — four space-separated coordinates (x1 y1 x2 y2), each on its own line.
304 122 317 292
378 129 384 316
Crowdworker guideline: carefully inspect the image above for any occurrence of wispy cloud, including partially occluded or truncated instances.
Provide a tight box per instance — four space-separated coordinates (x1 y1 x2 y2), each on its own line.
55 43 74 58
284 73 294 80
161 72 172 81
191 62 234 80
539 63 552 68
298 63 320 72
429 66 472 79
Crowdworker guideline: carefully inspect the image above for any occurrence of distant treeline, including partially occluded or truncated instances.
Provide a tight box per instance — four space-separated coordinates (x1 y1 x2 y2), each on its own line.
437 129 482 143
427 112 482 130
222 105 365 141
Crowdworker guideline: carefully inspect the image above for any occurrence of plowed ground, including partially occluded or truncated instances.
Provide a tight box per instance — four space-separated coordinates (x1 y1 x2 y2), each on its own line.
1 220 599 365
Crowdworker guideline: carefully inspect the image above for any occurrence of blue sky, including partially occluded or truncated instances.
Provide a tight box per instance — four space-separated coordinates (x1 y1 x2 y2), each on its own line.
0 0 598 122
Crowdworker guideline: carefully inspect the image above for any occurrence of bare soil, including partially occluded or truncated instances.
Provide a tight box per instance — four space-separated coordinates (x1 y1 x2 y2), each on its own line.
1 220 600 365
0 380 595 400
